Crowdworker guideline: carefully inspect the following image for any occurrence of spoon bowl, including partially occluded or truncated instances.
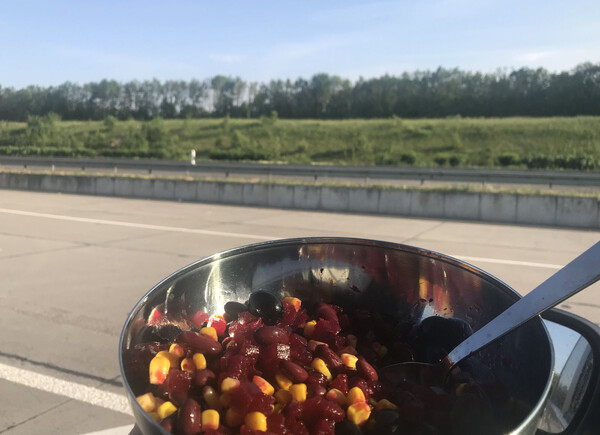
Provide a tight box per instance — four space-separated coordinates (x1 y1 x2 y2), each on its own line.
382 241 600 388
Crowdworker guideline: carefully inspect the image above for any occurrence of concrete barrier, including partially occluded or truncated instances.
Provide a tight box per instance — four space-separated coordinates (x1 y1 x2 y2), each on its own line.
0 172 598 229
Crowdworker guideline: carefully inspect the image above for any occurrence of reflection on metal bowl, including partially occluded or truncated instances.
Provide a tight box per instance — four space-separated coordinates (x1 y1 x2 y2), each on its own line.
119 237 554 435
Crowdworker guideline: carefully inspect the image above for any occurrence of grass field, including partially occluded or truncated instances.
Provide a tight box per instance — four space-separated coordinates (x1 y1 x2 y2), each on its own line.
1 116 599 170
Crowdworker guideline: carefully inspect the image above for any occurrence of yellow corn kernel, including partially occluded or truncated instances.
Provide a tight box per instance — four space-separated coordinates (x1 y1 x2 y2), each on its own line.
157 401 177 420
181 357 195 373
275 372 293 390
147 411 161 423
136 392 159 413
289 383 307 402
455 383 468 396
341 353 358 369
245 411 268 432
156 350 180 366
283 296 302 311
225 408 243 427
203 386 223 410
149 353 172 385
311 357 332 381
274 388 292 405
375 398 398 412
252 375 275 395
202 409 220 430
325 388 347 406
347 386 366 404
303 320 317 337
200 326 218 341
221 377 241 393
192 353 206 370
169 343 186 358
346 334 358 348
347 401 371 426
378 345 388 358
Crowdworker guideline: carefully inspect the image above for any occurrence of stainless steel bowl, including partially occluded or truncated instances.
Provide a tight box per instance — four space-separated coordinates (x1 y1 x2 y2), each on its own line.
119 237 554 434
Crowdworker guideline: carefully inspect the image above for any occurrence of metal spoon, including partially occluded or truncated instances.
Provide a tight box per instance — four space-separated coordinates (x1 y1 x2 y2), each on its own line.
382 241 600 386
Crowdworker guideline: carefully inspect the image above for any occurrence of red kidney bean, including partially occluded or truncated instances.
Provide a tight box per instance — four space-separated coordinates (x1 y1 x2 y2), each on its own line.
176 331 222 355
307 384 326 398
254 326 290 345
315 344 343 369
177 398 202 435
281 360 309 382
315 303 339 322
193 369 216 388
357 357 378 382
159 415 175 432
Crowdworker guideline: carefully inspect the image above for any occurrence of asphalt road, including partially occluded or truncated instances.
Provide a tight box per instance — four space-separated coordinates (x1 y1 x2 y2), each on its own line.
0 189 599 434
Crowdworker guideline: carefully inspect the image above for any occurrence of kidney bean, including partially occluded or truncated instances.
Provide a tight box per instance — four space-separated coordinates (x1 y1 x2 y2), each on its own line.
281 360 309 382
357 357 378 382
159 415 175 432
315 303 339 322
315 344 343 369
193 369 216 388
224 301 248 319
307 384 326 398
177 398 202 435
255 326 290 345
176 331 221 355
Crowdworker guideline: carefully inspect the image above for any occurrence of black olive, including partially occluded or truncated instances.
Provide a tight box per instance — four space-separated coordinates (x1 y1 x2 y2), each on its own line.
247 291 283 326
335 420 363 435
224 301 248 319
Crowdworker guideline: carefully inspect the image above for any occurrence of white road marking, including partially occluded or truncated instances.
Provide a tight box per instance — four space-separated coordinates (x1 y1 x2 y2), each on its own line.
0 362 132 415
450 254 563 270
0 207 565 269
0 207 274 241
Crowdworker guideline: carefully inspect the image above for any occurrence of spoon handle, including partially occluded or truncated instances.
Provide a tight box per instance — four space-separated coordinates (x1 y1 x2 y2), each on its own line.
447 241 600 366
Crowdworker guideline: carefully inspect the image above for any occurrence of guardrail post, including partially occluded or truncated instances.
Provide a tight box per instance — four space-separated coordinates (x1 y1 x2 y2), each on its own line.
190 149 196 166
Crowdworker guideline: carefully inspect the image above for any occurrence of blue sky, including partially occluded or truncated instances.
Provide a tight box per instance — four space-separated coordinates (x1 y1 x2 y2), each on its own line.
1 0 599 89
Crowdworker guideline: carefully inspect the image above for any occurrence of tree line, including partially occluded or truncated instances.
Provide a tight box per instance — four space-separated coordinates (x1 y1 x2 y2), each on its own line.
1 63 599 121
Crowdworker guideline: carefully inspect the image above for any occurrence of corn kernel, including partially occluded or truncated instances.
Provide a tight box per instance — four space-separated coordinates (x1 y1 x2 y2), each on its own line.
283 296 302 311
157 401 177 420
245 411 268 431
169 343 185 358
326 388 347 406
378 345 388 358
303 320 317 337
275 372 293 390
455 383 468 396
225 408 243 427
180 357 195 373
347 401 371 426
252 375 275 395
274 388 292 405
289 383 307 402
341 353 358 369
375 398 398 412
156 350 180 366
147 411 161 423
221 377 241 393
203 386 223 410
200 326 218 341
192 353 207 370
202 409 220 430
311 357 332 381
149 353 171 385
347 386 366 404
136 392 159 413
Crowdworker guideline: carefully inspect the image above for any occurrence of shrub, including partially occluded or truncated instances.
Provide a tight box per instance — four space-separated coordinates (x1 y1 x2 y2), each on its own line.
434 156 447 166
448 154 464 167
103 115 117 131
497 153 520 167
400 152 417 165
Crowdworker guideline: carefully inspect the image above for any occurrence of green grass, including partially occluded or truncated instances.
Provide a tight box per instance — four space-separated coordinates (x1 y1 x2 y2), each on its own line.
1 116 599 170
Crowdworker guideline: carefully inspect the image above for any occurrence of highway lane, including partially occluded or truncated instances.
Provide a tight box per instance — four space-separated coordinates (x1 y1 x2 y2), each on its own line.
0 189 599 434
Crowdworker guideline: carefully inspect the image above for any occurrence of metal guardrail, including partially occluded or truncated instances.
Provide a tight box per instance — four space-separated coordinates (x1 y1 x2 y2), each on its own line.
1 156 600 187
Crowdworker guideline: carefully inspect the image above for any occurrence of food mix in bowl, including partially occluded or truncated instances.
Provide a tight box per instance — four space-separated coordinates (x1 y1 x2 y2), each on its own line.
123 288 510 435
